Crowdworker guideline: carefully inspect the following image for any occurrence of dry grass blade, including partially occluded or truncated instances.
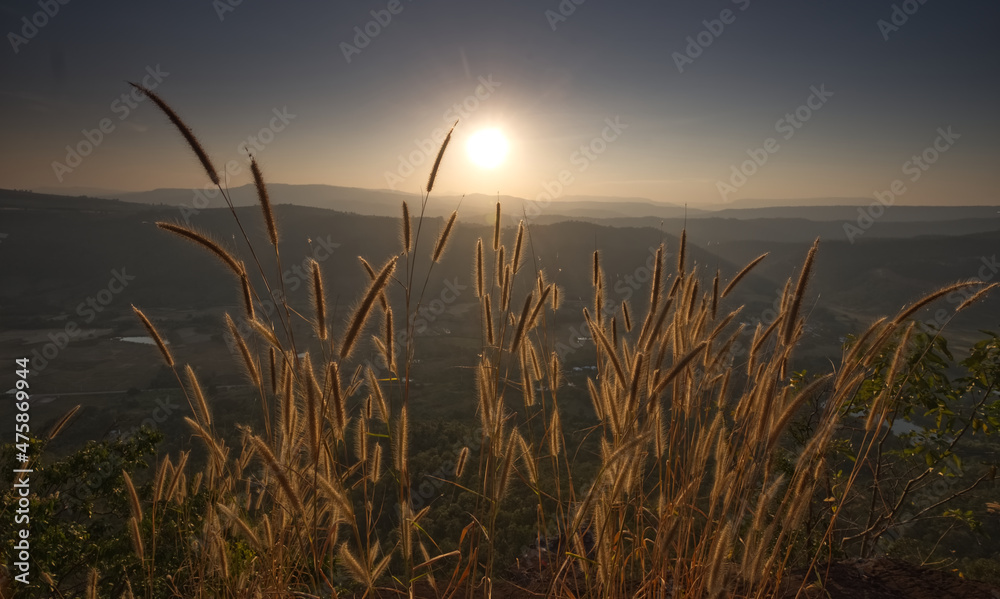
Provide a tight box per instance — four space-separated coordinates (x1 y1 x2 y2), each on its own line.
250 156 278 245
340 256 397 360
131 305 173 367
433 210 458 262
128 82 219 185
427 122 456 193
722 253 768 298
782 238 819 345
156 222 244 278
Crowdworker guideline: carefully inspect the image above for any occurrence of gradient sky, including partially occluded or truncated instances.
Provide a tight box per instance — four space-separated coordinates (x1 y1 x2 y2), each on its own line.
1 0 997 205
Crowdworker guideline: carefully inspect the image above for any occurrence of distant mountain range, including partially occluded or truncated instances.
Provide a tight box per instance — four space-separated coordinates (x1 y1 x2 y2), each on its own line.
3 185 998 389
23 184 998 226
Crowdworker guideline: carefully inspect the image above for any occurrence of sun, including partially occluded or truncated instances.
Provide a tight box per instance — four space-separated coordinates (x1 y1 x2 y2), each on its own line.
466 128 509 169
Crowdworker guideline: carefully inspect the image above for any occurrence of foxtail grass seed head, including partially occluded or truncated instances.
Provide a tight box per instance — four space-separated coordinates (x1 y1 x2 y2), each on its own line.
185 365 212 428
433 211 457 262
269 348 277 395
651 244 663 310
511 221 524 274
240 271 255 320
484 294 495 345
493 201 501 250
131 306 173 367
401 201 411 253
310 259 327 340
340 256 396 361
129 83 219 185
712 269 720 320
957 282 998 311
510 292 533 353
593 250 601 287
723 253 768 298
501 264 512 311
677 228 687 275
384 307 395 372
156 222 244 279
129 516 144 561
427 122 455 193
782 238 818 345
359 256 389 312
122 470 143 522
892 281 980 326
548 409 561 456
455 446 470 477
496 245 505 287
526 284 552 331
476 238 485 297
226 314 262 389
394 406 410 472
250 156 278 246
330 363 347 435
46 404 80 441
550 351 560 390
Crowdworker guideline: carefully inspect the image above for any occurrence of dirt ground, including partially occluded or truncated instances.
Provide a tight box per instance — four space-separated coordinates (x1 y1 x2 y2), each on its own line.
779 557 1000 599
375 558 1000 598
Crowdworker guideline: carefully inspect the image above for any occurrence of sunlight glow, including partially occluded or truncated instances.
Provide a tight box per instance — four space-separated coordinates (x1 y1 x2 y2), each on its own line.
466 128 509 169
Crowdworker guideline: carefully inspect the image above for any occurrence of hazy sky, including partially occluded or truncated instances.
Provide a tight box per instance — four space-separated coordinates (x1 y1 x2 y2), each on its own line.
1 0 997 205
